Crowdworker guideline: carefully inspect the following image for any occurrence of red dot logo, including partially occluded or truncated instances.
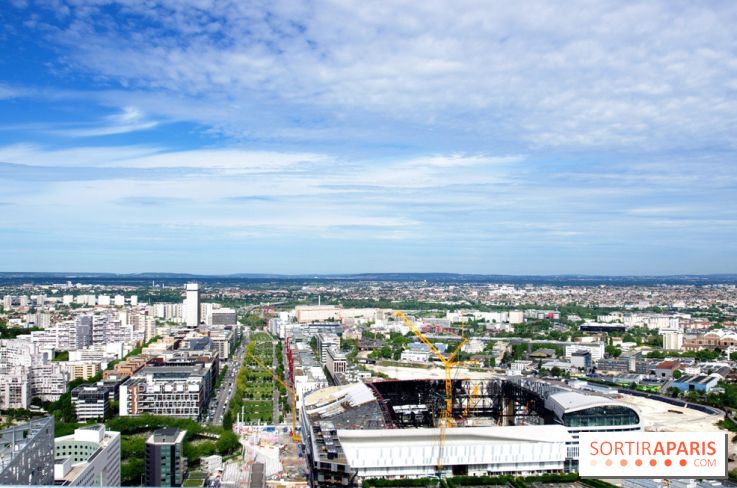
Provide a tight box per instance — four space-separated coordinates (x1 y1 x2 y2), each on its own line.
680 459 687 467
650 459 657 466
606 459 613 467
635 459 643 467
620 459 628 467
665 459 672 467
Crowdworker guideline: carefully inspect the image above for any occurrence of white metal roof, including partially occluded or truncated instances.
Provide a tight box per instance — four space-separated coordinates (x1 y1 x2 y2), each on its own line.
337 425 572 469
545 391 625 417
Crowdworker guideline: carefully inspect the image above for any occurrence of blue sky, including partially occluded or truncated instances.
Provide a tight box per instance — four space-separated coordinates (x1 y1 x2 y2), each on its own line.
1 1 736 275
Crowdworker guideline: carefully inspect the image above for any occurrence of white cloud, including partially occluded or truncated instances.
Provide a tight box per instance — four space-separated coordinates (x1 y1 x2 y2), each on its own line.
0 143 330 171
15 0 737 149
0 84 23 99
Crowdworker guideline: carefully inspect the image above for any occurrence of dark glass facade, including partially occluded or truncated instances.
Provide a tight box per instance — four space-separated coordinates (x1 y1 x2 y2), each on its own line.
561 405 639 428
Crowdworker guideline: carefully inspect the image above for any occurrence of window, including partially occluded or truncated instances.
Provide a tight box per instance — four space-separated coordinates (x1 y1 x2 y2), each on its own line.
562 406 639 427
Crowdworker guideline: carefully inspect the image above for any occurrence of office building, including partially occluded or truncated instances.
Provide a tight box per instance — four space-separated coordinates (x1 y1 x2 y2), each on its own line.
72 384 111 421
119 359 216 418
569 350 592 371
209 308 237 325
326 347 347 378
145 428 186 487
54 425 121 486
184 284 200 327
316 333 340 365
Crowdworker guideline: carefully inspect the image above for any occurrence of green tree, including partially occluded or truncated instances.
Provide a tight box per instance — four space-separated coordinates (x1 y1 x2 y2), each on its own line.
121 458 145 486
222 410 234 430
216 431 240 455
605 345 622 358
672 369 683 380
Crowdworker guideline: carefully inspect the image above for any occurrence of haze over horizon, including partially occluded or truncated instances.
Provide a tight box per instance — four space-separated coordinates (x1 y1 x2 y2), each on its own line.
1 1 736 275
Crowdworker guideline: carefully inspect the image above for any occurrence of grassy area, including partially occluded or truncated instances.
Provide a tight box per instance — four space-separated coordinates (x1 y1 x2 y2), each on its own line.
225 333 278 428
52 350 69 362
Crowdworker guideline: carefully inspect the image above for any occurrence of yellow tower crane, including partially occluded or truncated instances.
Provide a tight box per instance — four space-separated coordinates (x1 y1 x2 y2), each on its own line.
462 383 480 419
393 311 469 472
247 352 302 443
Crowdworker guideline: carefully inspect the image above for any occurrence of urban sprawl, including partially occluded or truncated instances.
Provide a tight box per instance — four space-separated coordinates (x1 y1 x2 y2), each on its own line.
0 279 736 488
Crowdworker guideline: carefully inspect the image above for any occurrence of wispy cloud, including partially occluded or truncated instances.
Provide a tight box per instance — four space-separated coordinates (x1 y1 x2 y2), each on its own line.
53 106 160 137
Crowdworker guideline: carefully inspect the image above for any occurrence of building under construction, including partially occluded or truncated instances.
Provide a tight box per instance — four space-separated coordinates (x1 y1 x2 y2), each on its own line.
300 377 641 488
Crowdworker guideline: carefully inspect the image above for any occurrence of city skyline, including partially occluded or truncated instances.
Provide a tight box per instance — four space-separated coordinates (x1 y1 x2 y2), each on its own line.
1 1 737 274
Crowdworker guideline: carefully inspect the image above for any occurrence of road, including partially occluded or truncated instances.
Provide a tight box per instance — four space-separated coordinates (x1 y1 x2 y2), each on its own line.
208 331 249 425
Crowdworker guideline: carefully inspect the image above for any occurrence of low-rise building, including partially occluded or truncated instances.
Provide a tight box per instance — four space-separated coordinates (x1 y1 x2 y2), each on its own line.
654 360 681 379
400 349 430 362
671 374 720 393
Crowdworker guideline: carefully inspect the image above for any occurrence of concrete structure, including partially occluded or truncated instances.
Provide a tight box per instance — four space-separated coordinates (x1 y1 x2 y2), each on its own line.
200 454 223 474
145 428 186 487
316 333 340 366
31 362 69 401
569 350 592 371
400 349 430 363
54 424 121 486
654 360 680 379
209 308 237 326
72 384 110 421
0 367 31 409
184 283 201 327
295 305 341 323
662 329 684 351
564 343 604 361
60 361 102 381
0 416 55 485
326 347 347 378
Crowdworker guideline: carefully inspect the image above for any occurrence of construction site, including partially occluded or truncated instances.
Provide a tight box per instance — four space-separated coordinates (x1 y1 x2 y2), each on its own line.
293 314 635 487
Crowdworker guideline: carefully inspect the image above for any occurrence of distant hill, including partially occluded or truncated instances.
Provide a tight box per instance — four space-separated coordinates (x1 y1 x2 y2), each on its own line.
0 272 736 286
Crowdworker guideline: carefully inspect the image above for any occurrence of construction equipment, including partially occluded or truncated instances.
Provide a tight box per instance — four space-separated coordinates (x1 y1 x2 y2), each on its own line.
462 383 480 419
393 311 469 472
247 352 301 443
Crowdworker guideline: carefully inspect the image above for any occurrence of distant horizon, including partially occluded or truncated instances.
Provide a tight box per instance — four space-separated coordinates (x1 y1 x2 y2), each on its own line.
2 270 737 277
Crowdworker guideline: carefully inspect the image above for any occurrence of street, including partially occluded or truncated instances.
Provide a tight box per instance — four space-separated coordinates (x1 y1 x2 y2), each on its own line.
208 333 249 425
